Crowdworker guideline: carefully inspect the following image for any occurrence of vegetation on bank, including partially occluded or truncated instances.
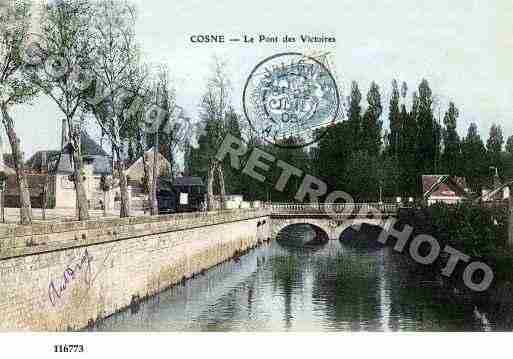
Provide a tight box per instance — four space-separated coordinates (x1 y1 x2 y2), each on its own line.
400 202 513 281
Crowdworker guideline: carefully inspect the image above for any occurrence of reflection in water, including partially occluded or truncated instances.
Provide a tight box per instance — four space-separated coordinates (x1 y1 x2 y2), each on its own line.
91 225 511 332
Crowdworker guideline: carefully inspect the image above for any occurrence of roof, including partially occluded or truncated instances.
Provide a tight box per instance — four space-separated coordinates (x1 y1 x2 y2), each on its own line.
80 132 108 157
125 148 171 183
422 175 468 199
158 177 174 193
51 131 112 175
157 176 204 194
26 150 61 172
480 180 513 202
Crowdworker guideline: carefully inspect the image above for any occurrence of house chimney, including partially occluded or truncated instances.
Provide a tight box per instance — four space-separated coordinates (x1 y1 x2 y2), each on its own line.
61 118 68 149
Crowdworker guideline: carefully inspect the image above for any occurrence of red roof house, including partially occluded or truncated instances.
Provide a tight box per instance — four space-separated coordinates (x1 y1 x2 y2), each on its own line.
422 175 469 205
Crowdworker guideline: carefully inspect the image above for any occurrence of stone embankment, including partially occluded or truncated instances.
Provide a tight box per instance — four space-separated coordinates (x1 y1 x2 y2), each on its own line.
0 209 270 331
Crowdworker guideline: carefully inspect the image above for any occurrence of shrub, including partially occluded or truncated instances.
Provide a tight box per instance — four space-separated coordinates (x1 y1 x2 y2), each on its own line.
425 202 507 258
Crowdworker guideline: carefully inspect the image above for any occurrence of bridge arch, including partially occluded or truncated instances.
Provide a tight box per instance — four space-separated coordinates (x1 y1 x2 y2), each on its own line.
271 218 333 241
271 217 386 241
333 218 385 240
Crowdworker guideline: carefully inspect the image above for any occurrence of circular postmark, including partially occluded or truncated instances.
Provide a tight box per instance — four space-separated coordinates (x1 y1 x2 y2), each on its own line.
243 52 340 148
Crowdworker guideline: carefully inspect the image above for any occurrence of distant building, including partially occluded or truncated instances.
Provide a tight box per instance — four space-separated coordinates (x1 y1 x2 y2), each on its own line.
422 175 470 206
157 176 205 213
124 148 171 211
125 148 171 186
4 119 178 212
482 187 510 202
209 194 250 210
6 120 113 209
481 168 510 202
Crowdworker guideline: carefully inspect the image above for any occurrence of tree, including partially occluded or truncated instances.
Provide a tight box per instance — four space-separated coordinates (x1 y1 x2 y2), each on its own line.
361 81 383 157
265 136 310 202
86 0 145 218
506 135 513 155
401 81 408 100
398 83 419 197
416 79 438 174
379 155 401 200
0 0 38 224
145 66 191 180
462 123 488 193
486 123 504 171
219 110 243 194
123 100 153 209
347 81 362 151
144 66 192 214
312 121 352 193
388 79 401 158
434 116 442 174
25 0 96 220
441 102 461 175
198 57 233 210
344 150 381 201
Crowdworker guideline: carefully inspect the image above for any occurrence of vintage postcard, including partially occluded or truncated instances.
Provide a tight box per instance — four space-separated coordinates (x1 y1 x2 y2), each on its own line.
0 0 512 357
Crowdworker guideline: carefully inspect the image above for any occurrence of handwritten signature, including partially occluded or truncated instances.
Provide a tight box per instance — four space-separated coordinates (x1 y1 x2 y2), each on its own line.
48 249 94 307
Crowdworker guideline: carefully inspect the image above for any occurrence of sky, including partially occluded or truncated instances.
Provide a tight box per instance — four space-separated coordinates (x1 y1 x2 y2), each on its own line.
8 0 513 158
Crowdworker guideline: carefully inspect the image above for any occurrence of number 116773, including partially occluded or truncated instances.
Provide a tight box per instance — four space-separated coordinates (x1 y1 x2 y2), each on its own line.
54 345 85 353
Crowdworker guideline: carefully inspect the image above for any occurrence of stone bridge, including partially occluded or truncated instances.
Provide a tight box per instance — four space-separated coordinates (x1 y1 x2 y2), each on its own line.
269 203 398 240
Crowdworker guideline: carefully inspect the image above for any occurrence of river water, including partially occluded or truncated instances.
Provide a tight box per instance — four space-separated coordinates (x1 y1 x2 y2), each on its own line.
92 225 513 332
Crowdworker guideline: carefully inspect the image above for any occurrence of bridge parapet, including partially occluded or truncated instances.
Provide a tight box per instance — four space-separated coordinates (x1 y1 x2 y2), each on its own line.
269 202 398 217
269 203 399 240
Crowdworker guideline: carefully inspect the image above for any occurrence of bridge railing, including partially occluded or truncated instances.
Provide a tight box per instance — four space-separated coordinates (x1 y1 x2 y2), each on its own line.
268 202 398 216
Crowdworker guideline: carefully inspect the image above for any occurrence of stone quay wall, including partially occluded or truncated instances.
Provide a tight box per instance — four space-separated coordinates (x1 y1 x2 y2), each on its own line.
0 209 271 331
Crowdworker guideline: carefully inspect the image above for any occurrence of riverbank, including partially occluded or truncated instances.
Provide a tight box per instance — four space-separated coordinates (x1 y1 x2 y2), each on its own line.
398 203 513 281
394 203 513 324
0 209 270 331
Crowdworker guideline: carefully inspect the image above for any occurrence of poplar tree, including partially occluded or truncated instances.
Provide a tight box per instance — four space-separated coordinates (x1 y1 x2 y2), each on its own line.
361 82 382 157
441 102 461 175
347 81 362 151
388 80 401 157
502 136 513 181
313 121 352 192
399 84 419 196
462 123 488 193
416 79 437 174
486 123 504 171
506 135 513 155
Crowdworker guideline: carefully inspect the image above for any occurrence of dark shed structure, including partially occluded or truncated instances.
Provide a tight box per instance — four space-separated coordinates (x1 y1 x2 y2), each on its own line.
157 176 205 214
